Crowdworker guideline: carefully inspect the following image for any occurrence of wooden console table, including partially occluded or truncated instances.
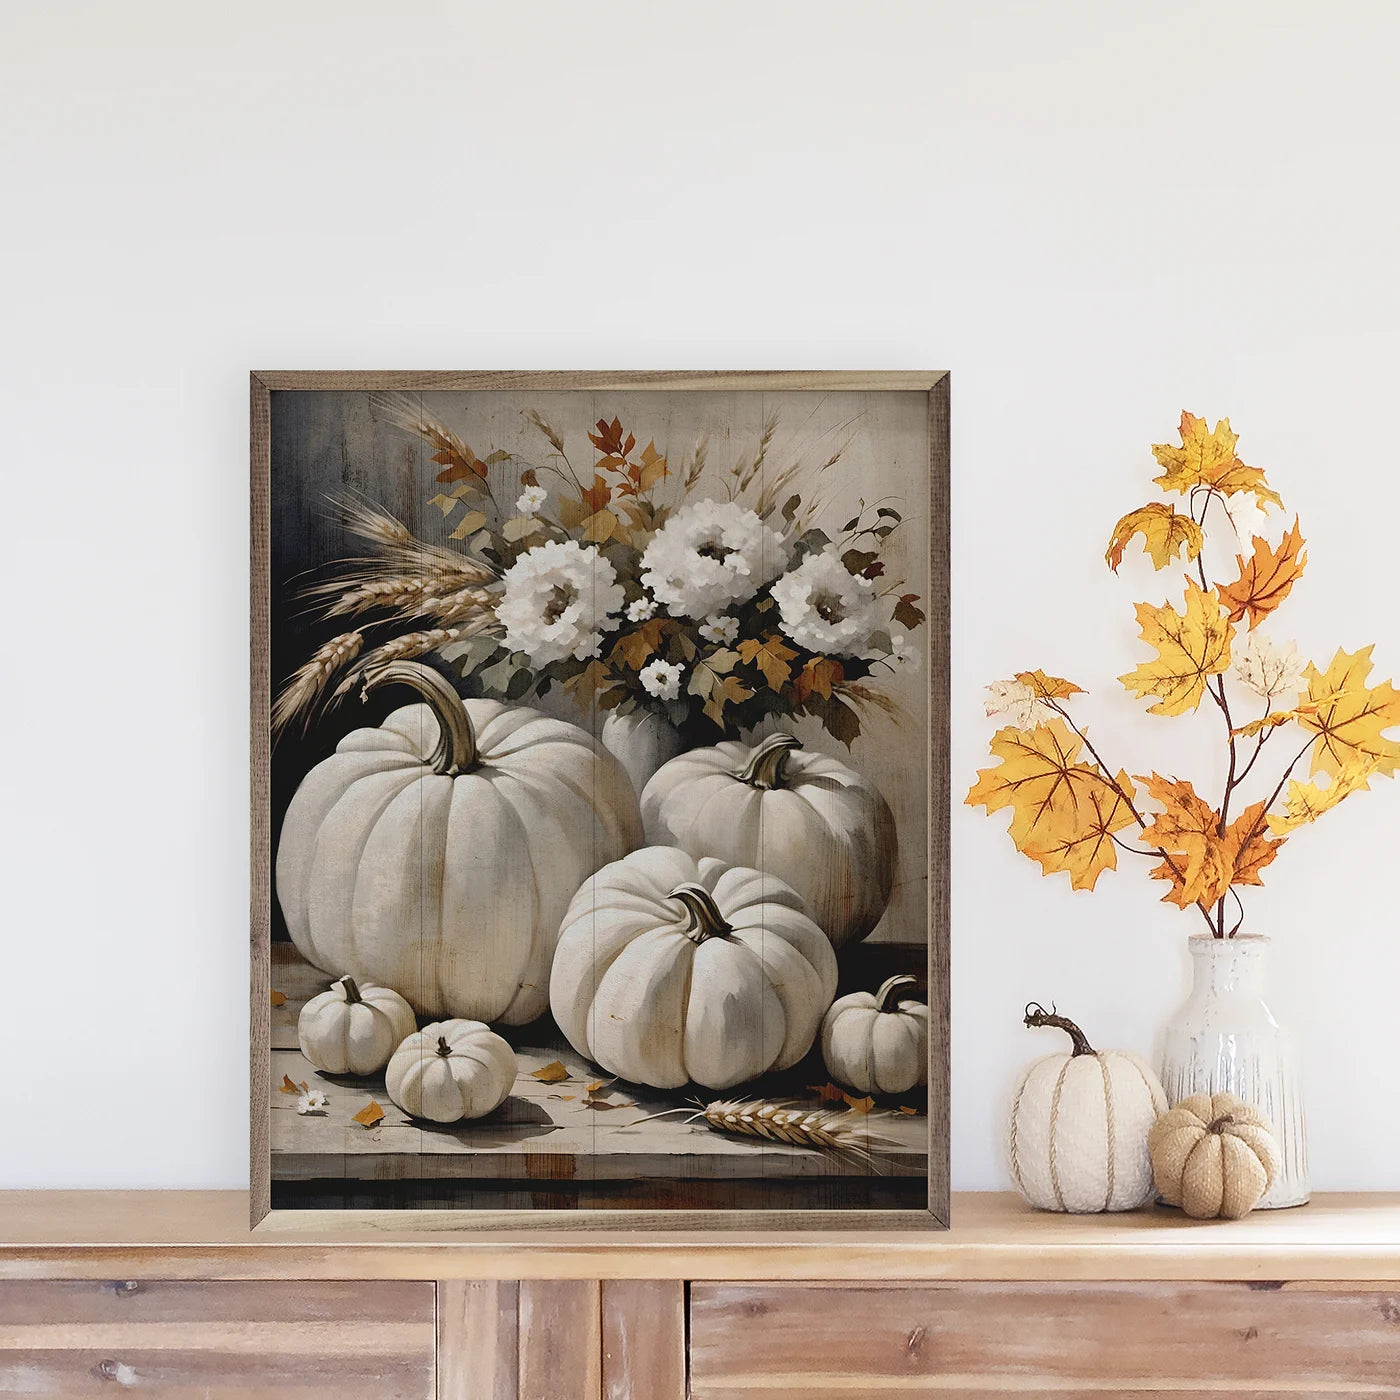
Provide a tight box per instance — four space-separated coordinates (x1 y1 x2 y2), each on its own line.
2 1192 1399 1395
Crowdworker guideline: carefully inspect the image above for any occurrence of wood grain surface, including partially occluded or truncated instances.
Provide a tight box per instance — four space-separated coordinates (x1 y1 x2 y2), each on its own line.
5 1192 1400 1282
519 1280 601 1400
438 1279 517 1400
602 1280 686 1400
0 1278 434 1397
689 1280 1400 1397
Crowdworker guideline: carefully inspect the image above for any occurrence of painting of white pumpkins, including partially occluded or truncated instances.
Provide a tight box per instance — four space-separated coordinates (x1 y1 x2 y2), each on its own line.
261 376 946 1217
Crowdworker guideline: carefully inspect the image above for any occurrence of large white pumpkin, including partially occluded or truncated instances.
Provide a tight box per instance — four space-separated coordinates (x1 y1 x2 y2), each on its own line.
639 732 896 949
297 974 417 1076
1007 1004 1167 1213
385 1019 517 1123
821 974 929 1095
276 660 643 1025
549 846 839 1091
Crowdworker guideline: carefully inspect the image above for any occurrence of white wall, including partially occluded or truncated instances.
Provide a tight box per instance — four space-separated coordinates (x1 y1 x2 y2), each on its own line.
2 0 1397 1191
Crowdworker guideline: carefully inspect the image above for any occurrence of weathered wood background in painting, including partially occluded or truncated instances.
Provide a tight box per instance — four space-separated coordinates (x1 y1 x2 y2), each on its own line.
260 374 946 1221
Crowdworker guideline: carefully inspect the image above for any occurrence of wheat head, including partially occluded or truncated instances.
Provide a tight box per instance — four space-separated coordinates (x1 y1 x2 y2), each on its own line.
271 631 363 737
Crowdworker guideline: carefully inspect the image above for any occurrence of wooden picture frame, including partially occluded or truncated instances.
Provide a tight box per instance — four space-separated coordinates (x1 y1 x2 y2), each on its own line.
251 371 949 1230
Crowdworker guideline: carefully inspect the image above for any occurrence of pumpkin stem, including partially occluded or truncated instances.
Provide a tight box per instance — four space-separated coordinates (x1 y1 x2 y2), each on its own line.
875 975 920 1013
1023 1002 1095 1057
1207 1113 1237 1134
669 883 733 944
435 1036 453 1058
738 732 802 789
338 976 363 1005
360 660 479 774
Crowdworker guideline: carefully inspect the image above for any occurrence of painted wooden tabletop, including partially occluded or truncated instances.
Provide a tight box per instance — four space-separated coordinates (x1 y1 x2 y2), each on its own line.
271 944 926 1184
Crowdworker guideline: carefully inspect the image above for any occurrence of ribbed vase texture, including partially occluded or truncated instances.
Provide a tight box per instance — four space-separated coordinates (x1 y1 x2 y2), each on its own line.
1159 935 1308 1209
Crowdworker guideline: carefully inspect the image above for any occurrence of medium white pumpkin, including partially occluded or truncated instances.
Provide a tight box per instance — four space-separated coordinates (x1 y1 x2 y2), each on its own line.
276 661 643 1025
821 975 929 1095
549 846 839 1091
384 1019 517 1123
639 732 897 949
297 974 417 1076
1007 1004 1167 1213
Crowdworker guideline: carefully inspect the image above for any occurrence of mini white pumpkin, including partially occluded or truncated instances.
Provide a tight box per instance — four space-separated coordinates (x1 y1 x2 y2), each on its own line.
276 660 643 1025
297 974 417 1076
639 731 896 949
549 846 839 1091
384 1019 517 1124
821 975 929 1095
1007 1003 1167 1213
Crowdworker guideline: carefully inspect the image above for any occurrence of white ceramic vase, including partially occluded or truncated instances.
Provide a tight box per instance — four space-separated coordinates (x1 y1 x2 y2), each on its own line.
601 709 686 799
1159 934 1308 1209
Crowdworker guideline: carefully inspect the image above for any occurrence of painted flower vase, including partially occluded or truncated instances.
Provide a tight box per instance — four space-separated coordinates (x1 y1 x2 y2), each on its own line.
1159 934 1308 1209
601 709 686 798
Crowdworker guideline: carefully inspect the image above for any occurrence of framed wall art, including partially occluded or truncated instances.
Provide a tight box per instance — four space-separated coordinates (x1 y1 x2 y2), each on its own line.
251 371 949 1228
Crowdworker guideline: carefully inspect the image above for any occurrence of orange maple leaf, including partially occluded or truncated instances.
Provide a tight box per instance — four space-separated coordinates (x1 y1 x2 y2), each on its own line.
1219 518 1307 629
1138 774 1231 908
1015 670 1087 701
1221 800 1285 888
792 656 844 703
610 618 667 671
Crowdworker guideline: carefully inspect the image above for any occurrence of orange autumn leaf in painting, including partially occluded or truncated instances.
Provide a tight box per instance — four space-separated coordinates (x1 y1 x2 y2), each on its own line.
791 655 844 703
1219 518 1307 629
966 720 1136 891
1119 579 1233 716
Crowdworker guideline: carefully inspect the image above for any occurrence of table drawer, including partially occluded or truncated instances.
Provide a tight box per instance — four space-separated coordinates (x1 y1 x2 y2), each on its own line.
0 1279 434 1397
689 1281 1400 1397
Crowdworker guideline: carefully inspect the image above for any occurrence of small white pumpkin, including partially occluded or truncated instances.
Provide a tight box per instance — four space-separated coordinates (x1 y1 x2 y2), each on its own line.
276 660 643 1025
1007 1004 1167 1213
549 846 839 1091
639 731 896 949
821 975 929 1095
385 1019 517 1124
297 974 417 1076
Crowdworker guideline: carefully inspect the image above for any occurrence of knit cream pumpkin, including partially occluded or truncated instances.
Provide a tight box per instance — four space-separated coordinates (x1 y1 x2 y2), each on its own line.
1149 1092 1280 1219
1007 1004 1166 1213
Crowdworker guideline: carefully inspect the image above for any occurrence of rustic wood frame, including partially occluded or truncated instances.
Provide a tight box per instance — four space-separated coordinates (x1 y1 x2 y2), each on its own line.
250 370 950 1232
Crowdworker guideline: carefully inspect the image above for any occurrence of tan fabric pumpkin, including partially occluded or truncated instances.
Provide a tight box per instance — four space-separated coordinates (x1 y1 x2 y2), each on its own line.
1149 1092 1280 1219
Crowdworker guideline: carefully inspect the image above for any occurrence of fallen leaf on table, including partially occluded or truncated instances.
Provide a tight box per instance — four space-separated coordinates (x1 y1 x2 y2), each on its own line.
352 1100 385 1128
583 1097 625 1111
842 1094 875 1115
899 1105 921 1116
531 1061 570 1083
270 989 286 1007
585 1078 616 1095
806 1083 849 1105
547 1094 576 1102
279 1075 304 1095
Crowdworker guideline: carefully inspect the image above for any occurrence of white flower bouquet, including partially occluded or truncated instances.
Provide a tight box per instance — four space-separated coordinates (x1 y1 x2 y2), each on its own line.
274 397 926 748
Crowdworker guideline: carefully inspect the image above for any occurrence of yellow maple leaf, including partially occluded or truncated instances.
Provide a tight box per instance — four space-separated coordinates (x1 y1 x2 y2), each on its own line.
1268 753 1381 834
1297 646 1400 780
1218 518 1307 629
792 655 845 703
1151 411 1283 509
1104 502 1204 572
688 649 751 725
737 634 798 691
1232 708 1315 739
1138 774 1232 908
966 720 1133 888
1221 799 1285 889
531 1060 570 1083
1020 777 1138 891
1119 579 1233 716
610 618 666 671
1014 669 1086 700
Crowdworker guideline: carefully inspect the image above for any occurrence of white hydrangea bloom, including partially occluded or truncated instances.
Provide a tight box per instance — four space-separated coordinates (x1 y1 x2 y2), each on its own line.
516 484 548 516
890 629 921 672
771 548 885 658
497 539 625 666
640 658 684 700
296 1089 330 1116
627 596 656 622
699 615 739 645
983 679 1057 730
1234 633 1306 700
640 499 788 619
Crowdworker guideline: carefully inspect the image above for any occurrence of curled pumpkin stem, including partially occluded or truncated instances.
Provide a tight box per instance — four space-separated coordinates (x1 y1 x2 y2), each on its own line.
1023 1002 1095 1057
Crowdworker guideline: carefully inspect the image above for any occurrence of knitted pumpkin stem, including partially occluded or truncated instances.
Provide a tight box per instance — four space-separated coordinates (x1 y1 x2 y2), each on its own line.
361 660 479 774
738 732 802 789
1207 1113 1237 1134
436 1036 453 1058
1023 1002 1095 1056
338 975 363 1005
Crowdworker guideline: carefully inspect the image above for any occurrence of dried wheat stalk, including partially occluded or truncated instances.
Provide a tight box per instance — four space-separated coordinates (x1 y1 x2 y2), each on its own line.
683 432 710 490
332 617 500 701
334 494 496 583
271 631 363 737
693 1098 905 1170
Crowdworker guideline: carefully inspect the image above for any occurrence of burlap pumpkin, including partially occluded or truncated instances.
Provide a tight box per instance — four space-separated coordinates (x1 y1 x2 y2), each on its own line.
1149 1092 1281 1219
